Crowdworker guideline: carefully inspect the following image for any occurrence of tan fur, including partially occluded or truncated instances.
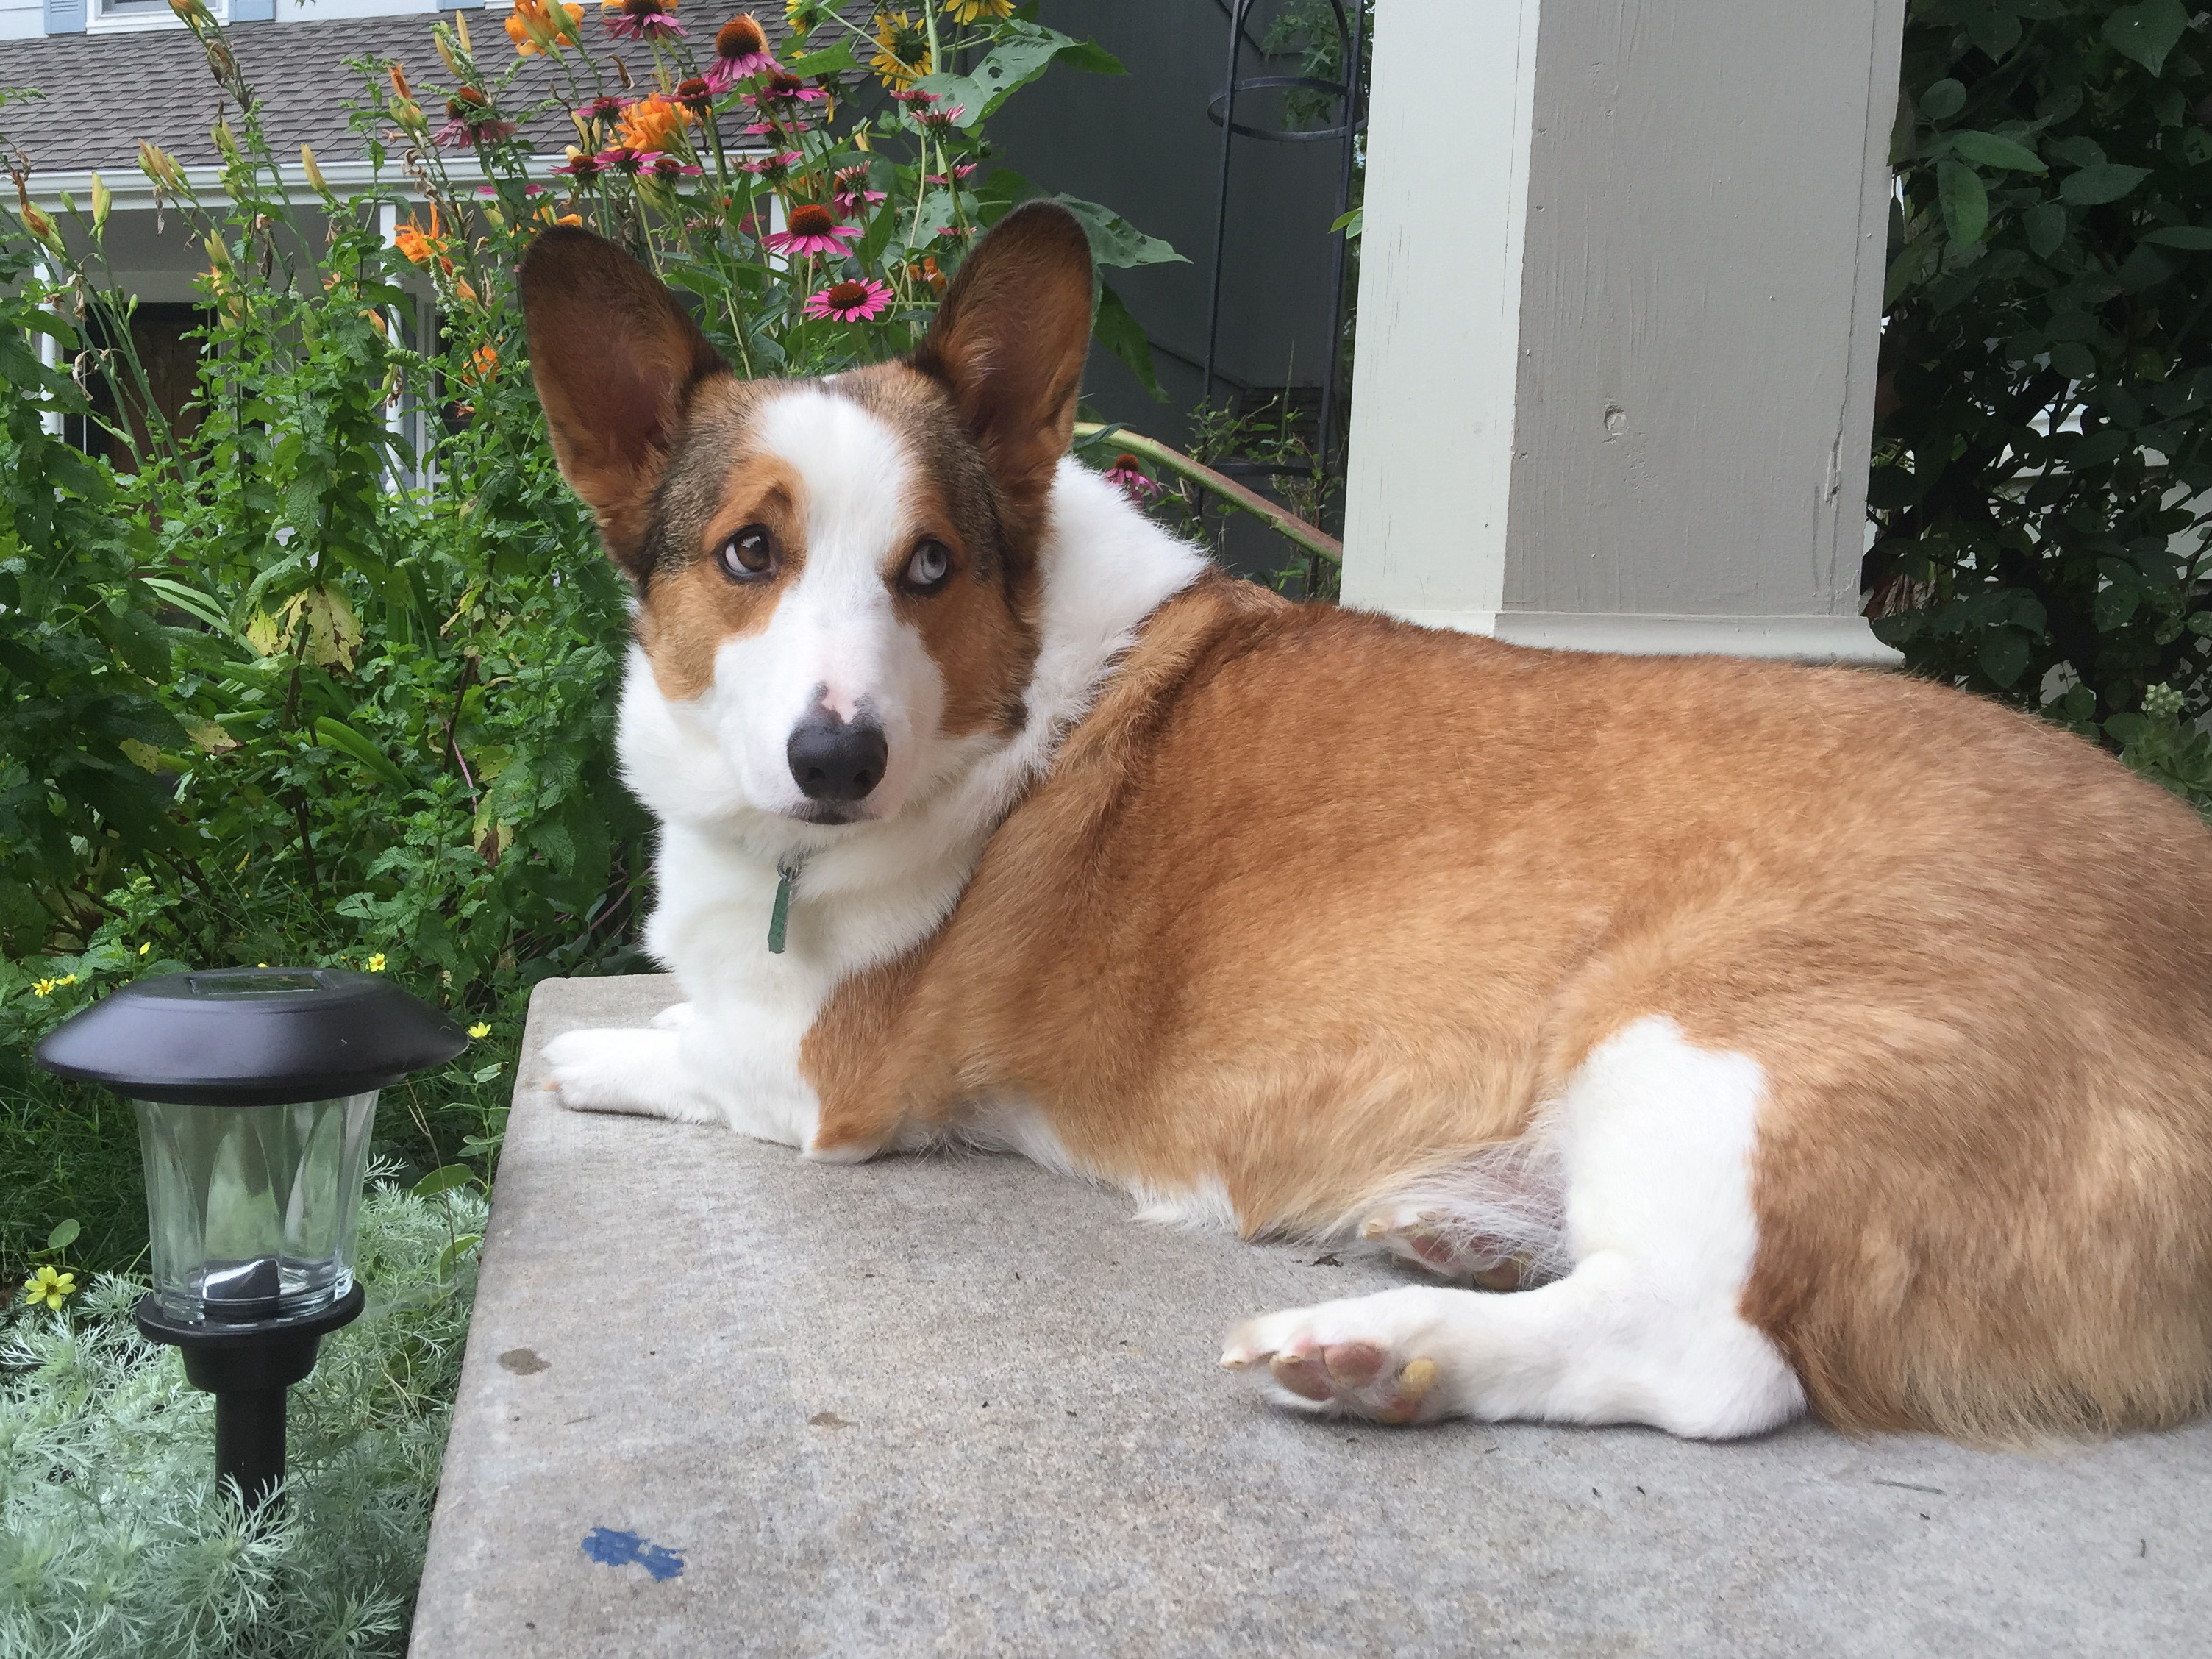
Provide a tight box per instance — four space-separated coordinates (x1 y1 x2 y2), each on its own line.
802 574 2212 1444
632 432 807 700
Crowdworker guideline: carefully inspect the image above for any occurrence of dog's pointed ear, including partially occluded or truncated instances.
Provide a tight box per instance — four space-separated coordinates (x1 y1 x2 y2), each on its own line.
910 201 1096 558
519 226 727 576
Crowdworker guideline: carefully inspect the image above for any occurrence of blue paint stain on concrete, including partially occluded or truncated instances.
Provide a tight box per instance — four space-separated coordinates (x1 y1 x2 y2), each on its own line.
581 1526 685 1580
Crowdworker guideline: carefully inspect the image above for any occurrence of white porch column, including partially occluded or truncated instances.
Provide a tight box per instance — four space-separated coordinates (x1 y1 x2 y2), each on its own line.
1341 0 1907 664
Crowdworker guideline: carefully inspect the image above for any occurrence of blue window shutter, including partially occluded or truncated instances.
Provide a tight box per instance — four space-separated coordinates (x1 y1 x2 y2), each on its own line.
43 0 87 34
230 0 274 18
437 0 485 10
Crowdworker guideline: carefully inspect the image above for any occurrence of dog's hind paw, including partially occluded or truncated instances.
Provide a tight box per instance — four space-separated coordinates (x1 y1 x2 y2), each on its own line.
540 1027 717 1123
1222 1293 1452 1425
1360 1202 1530 1290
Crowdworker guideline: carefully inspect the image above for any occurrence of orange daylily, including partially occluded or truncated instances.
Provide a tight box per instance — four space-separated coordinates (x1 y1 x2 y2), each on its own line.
617 94 691 155
393 204 447 266
507 0 582 54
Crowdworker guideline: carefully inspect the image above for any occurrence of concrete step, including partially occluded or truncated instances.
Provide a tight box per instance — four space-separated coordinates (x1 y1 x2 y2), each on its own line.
410 974 2212 1657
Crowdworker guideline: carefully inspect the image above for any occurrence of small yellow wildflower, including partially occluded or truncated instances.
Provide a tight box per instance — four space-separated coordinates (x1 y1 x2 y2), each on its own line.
57 974 76 988
24 1266 75 1312
368 953 388 972
870 9 932 88
32 979 55 998
468 1021 492 1039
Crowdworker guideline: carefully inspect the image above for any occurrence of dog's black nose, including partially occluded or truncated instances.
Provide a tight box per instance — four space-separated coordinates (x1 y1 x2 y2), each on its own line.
787 709 888 802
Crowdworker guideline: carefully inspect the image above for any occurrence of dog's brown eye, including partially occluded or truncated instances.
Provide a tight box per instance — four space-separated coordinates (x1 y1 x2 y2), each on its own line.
718 524 777 582
902 539 952 593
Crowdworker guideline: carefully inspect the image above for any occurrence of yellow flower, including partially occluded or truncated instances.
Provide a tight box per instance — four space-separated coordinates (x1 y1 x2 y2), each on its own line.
57 974 76 987
870 9 932 88
468 1021 492 1039
32 979 54 998
368 953 388 972
24 1266 75 1312
945 0 1012 21
139 942 151 956
785 0 830 38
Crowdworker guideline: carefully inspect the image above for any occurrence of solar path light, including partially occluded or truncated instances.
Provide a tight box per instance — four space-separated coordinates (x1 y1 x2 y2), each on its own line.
35 967 467 1511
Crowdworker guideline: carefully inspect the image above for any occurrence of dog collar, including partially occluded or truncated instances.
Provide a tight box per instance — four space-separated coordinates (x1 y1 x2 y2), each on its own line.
768 853 804 955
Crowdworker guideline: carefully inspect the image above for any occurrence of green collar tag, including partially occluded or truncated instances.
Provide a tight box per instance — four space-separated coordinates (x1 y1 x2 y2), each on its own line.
768 855 802 954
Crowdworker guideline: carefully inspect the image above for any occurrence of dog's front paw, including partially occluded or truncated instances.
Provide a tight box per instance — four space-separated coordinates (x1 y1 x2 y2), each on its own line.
1221 1289 1458 1424
648 1001 696 1032
541 1027 716 1123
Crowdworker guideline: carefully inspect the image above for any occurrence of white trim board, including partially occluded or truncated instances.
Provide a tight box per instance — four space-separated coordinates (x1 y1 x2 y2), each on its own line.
1376 608 1902 667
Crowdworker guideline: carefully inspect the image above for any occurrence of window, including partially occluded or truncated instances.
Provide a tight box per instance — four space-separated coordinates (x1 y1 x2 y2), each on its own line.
88 0 229 32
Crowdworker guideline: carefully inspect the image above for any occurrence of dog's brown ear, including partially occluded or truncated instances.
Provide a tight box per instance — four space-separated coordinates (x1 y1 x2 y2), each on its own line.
911 201 1095 559
519 226 726 576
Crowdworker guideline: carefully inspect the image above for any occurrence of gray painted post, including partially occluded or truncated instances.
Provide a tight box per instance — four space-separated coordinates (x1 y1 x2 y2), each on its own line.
1341 0 1908 664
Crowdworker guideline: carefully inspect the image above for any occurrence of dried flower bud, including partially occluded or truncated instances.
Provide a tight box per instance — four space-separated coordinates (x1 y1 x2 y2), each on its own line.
300 145 329 195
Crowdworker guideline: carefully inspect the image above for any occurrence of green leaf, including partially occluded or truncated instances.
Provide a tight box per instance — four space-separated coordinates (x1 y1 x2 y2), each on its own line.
1920 78 1966 121
2047 340 2097 378
2022 202 2067 257
1093 281 1167 402
2060 164 2152 207
312 716 408 788
472 1060 504 1084
1948 130 2046 174
1938 160 1988 248
1051 194 1185 268
1330 205 1363 239
44 1218 79 1252
435 1232 484 1280
1966 8 2022 60
139 575 230 634
2103 0 2190 76
1978 627 2030 688
412 1163 475 1199
783 39 860 78
2144 226 2212 249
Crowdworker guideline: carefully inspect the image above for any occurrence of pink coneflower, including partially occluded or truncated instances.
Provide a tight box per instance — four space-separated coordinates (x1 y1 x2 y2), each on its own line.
674 76 717 115
434 88 517 148
915 102 964 133
602 0 686 39
576 94 634 126
554 146 604 179
763 200 863 256
922 161 978 185
1103 452 1161 504
741 149 805 181
832 164 886 215
593 146 661 174
803 277 893 321
889 86 938 106
647 154 704 179
704 12 779 90
750 73 827 112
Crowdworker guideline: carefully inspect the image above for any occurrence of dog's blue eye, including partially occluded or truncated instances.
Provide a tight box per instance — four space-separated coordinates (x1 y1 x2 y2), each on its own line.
904 540 952 592
718 525 777 582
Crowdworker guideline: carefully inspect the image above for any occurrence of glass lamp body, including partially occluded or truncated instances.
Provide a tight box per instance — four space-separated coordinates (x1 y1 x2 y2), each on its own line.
133 1091 378 1324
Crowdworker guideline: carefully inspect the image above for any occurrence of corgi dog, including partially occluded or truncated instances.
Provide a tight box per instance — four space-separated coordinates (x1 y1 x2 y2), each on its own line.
518 204 2212 1444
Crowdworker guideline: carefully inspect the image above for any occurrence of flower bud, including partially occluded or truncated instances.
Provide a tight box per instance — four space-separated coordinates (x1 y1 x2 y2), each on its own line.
435 29 466 82
301 144 330 196
89 172 111 232
212 118 240 163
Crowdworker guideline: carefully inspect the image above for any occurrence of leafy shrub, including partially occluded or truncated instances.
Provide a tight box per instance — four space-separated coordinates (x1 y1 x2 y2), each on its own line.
0 1173 489 1659
1870 0 2212 801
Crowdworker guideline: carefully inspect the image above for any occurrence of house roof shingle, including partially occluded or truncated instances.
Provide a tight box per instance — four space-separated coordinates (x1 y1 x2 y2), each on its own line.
0 7 868 176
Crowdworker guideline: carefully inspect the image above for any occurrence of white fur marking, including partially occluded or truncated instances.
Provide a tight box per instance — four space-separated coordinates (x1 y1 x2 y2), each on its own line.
1223 1017 1808 1440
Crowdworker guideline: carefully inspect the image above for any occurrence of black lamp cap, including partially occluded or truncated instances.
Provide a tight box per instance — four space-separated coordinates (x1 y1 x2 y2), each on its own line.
34 967 469 1105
